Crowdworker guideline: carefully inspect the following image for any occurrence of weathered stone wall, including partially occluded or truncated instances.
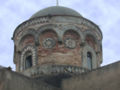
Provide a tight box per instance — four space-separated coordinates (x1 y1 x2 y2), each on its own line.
1 61 120 90
0 68 59 90
62 61 120 90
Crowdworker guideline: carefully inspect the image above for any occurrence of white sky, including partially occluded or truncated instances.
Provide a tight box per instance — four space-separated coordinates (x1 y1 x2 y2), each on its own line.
0 0 120 70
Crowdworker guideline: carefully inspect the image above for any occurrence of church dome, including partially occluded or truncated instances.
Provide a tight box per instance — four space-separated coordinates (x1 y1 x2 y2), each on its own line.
31 6 82 18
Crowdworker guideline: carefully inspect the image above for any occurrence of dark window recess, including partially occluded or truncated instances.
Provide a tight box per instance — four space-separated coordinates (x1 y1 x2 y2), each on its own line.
25 55 32 69
58 40 62 45
87 52 92 70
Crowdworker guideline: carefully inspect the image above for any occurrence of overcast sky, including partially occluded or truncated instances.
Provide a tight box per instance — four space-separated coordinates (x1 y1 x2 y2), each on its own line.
0 0 120 70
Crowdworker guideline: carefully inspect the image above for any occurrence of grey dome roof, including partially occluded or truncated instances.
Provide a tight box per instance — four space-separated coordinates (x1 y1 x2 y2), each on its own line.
31 6 82 18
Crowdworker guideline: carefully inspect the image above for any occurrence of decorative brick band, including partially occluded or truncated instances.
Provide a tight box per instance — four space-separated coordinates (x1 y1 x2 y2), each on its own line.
23 65 89 77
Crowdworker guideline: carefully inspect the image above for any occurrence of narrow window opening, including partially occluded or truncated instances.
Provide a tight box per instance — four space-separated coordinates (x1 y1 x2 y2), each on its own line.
25 55 32 69
87 52 92 70
58 40 62 45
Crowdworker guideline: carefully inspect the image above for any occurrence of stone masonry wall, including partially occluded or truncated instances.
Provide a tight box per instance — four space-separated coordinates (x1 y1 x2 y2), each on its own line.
0 68 59 90
62 61 120 90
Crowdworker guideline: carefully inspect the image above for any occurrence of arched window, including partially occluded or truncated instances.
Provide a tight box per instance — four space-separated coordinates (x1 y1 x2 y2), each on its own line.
25 55 32 69
87 52 92 70
20 46 36 71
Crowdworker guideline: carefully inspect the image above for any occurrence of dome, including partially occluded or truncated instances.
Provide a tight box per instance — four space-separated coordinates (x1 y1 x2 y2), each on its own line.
31 6 82 18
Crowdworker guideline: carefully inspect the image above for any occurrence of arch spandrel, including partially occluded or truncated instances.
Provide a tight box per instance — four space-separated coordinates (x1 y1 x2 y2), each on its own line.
84 29 102 41
37 24 61 40
61 25 84 43
16 29 39 52
84 30 103 53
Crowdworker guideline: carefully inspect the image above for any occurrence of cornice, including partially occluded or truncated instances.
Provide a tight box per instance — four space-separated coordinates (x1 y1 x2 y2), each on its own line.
12 15 103 40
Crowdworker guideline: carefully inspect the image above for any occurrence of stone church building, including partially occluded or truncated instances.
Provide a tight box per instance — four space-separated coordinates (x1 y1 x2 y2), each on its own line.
0 6 120 90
